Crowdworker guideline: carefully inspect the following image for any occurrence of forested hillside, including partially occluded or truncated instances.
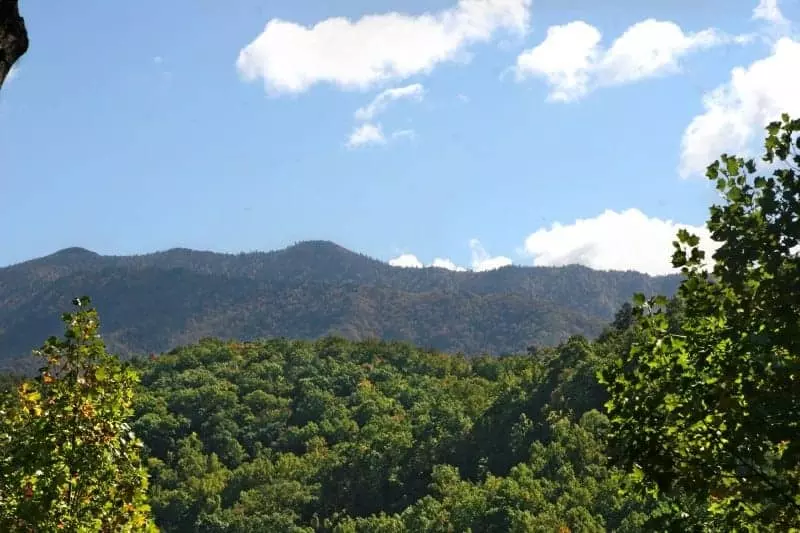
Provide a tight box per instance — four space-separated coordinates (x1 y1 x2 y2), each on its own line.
128 328 655 531
0 242 679 367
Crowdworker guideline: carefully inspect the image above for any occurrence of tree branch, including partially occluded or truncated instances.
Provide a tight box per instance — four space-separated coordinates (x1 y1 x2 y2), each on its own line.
0 0 28 89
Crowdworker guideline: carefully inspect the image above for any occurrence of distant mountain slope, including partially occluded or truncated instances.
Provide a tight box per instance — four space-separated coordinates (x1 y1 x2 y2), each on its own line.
0 241 680 366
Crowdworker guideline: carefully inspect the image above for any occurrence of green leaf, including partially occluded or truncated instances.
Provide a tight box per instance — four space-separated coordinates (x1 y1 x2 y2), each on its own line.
725 157 740 176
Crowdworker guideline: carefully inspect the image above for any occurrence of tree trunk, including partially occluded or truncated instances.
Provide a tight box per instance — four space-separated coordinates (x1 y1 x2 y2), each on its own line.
0 0 28 89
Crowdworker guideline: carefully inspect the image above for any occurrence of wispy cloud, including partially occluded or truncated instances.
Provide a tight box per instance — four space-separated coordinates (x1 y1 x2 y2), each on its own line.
752 0 789 27
348 83 422 148
391 129 416 141
355 83 424 121
469 239 512 271
347 123 386 148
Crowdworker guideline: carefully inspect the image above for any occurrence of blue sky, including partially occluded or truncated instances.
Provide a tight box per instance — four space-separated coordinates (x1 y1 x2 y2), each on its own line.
1 0 798 274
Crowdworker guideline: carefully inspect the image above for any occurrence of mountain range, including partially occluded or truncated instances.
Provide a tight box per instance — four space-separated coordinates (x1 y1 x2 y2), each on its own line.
0 241 680 369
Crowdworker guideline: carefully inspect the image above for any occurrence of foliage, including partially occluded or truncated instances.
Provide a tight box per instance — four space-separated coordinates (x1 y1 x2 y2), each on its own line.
130 334 652 531
0 297 156 532
602 115 800 530
333 411 652 533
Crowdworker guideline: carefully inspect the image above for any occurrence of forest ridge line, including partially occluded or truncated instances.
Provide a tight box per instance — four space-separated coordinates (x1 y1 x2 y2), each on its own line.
0 240 680 366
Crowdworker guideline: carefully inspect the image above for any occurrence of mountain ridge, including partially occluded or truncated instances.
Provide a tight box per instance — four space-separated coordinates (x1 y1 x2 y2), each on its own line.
0 240 681 368
7 240 671 277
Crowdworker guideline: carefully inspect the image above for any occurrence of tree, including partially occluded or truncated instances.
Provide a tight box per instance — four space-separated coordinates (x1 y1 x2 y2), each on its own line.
0 297 156 531
611 302 635 332
602 115 800 530
0 0 28 88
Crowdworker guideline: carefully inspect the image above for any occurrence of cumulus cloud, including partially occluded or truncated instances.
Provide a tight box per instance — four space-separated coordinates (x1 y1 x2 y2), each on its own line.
515 21 601 101
389 253 424 268
515 19 742 102
388 211 722 276
347 123 386 148
522 208 717 276
679 37 800 177
355 83 425 121
388 241 509 272
469 239 512 271
432 258 467 271
388 254 467 270
237 0 531 94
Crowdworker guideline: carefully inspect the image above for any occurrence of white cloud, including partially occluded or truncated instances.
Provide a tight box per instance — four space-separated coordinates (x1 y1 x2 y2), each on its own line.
389 254 467 270
389 253 424 268
355 83 425 121
470 239 512 271
347 123 386 148
345 123 416 147
348 84 421 147
153 56 164 64
679 37 800 177
388 212 721 276
432 258 467 271
522 208 717 276
237 0 531 94
515 21 601 101
516 19 741 102
391 129 416 140
599 21 724 84
753 0 789 27
389 245 501 272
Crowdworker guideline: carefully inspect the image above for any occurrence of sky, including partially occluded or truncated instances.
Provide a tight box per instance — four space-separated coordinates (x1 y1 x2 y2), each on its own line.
1 0 798 275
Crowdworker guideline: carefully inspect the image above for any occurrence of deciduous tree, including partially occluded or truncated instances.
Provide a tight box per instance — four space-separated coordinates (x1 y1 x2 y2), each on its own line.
602 115 800 530
0 297 156 531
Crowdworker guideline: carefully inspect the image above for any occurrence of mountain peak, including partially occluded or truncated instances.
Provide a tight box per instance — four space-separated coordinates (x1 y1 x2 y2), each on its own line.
284 240 351 253
36 247 101 267
277 240 374 262
51 247 98 257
